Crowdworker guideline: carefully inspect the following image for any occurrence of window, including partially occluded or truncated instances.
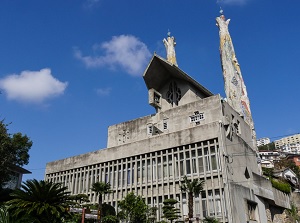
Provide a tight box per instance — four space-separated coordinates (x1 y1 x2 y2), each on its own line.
186 151 191 175
163 156 168 179
147 125 153 135
127 164 131 185
167 81 181 106
137 162 141 184
163 119 168 130
154 92 160 104
147 160 151 182
191 150 197 174
247 201 257 221
152 159 157 181
190 112 204 123
201 191 207 217
157 158 162 181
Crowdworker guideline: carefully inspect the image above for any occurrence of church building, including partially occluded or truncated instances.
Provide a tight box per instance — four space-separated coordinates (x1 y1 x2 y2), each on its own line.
45 13 290 222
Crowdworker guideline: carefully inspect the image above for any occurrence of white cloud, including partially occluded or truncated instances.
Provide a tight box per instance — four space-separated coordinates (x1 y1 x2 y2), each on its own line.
0 68 68 103
74 35 151 76
96 87 111 96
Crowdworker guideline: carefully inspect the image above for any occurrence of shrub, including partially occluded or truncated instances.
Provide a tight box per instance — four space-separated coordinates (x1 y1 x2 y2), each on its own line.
271 179 291 194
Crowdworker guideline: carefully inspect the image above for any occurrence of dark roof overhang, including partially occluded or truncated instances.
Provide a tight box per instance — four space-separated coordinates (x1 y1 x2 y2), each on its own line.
143 54 213 97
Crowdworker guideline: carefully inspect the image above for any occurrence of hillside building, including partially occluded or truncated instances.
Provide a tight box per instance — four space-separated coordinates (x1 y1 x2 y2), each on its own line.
257 137 271 147
274 134 300 149
45 13 290 223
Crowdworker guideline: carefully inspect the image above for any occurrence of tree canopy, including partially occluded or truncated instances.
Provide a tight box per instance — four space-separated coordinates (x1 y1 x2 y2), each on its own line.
162 198 180 223
180 176 205 223
0 120 32 188
118 192 148 223
91 181 112 223
258 142 275 151
7 179 71 223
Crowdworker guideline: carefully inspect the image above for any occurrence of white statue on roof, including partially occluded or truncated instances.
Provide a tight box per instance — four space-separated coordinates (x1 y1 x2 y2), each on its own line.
163 31 178 66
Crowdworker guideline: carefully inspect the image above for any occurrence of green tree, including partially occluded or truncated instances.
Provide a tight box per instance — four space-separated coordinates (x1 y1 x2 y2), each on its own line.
203 216 219 223
147 206 158 223
180 176 205 223
258 142 275 151
7 179 71 223
91 181 112 223
261 167 274 178
118 192 148 223
102 215 118 223
162 198 180 223
69 193 90 206
0 120 32 188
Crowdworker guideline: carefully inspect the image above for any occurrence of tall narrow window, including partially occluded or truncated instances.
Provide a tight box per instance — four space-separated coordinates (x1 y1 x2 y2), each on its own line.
198 149 204 173
122 165 126 186
168 155 173 178
142 161 146 183
157 157 162 181
191 150 197 174
166 81 181 106
247 201 257 221
147 160 152 182
137 162 141 184
113 167 117 188
127 164 131 185
180 153 185 176
186 151 191 175
118 166 121 187
163 156 168 179
202 191 207 217
152 159 157 181
163 119 168 130
132 163 135 184
147 125 153 135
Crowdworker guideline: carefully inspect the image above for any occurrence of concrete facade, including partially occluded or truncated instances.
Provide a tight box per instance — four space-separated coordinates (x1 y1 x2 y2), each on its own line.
274 134 300 149
45 55 290 222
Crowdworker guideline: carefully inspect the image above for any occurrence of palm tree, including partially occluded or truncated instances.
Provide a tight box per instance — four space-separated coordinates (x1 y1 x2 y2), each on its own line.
180 176 205 223
7 179 71 223
91 181 112 223
0 205 10 223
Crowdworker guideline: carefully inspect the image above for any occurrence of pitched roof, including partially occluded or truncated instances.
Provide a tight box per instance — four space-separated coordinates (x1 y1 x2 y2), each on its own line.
143 54 213 97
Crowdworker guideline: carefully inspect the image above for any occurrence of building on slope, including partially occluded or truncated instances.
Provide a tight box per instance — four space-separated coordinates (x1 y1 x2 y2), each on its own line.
45 14 290 223
257 137 271 147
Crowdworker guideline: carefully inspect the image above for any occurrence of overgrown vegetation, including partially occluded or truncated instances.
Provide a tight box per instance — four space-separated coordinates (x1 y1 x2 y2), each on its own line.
258 142 275 151
286 202 300 223
271 178 291 194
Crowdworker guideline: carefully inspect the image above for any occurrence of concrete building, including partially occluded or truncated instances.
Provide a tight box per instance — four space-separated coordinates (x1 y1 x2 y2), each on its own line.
257 137 271 147
45 13 290 223
274 134 300 149
258 151 280 169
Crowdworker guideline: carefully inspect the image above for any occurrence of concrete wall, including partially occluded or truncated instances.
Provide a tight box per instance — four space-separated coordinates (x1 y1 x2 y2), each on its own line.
107 94 223 148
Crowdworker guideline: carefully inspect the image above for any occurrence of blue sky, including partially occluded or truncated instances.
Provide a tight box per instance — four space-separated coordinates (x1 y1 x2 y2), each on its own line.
0 0 299 181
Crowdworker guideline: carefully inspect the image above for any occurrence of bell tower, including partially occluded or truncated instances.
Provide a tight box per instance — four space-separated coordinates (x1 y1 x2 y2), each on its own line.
216 11 256 144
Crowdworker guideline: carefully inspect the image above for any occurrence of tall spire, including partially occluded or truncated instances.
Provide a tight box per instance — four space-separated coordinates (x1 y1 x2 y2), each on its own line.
163 31 178 66
216 12 256 142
